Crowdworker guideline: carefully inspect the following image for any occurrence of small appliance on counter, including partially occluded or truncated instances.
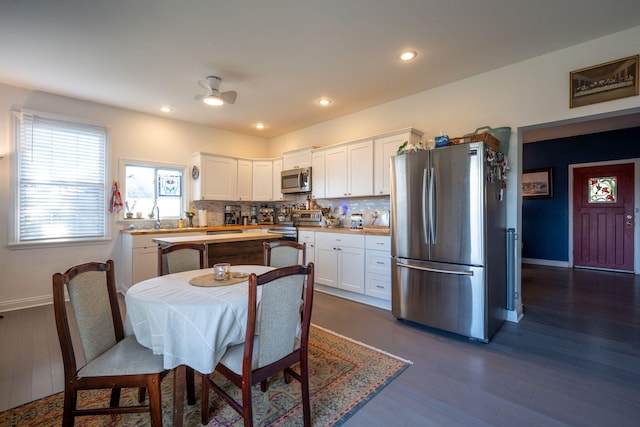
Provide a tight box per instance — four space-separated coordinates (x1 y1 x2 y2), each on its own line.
292 209 323 227
224 204 241 225
363 209 390 229
350 213 363 229
250 205 258 224
258 205 275 224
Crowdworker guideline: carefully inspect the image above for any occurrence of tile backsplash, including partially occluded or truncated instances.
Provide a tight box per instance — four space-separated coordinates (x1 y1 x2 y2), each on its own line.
192 195 390 226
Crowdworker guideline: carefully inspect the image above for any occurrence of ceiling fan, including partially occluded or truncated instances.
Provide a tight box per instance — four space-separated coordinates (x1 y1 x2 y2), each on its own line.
195 76 237 106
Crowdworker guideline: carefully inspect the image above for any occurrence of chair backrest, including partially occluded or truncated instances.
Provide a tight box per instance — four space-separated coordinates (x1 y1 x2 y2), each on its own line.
263 240 306 268
245 263 315 369
53 260 123 373
159 243 208 276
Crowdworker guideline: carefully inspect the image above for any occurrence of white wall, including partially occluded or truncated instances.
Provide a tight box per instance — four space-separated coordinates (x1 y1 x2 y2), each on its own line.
2 25 640 312
269 25 640 320
0 86 267 311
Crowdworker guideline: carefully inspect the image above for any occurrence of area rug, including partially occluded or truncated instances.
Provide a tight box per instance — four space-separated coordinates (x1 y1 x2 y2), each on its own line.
0 325 411 426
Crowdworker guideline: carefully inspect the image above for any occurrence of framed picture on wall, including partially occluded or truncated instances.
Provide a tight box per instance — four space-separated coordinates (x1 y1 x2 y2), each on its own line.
570 55 639 108
523 168 553 199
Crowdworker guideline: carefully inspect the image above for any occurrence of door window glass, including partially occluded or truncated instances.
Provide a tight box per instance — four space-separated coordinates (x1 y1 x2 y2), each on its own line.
588 176 617 203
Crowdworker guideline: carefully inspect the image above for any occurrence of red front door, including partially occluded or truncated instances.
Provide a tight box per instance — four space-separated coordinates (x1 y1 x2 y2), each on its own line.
573 163 634 272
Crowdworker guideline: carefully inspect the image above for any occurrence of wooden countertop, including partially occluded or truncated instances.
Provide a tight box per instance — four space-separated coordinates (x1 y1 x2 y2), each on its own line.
152 232 278 245
297 226 390 236
120 224 272 235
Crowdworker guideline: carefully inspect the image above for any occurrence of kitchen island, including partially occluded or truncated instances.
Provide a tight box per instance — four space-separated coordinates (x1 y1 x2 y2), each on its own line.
153 232 279 268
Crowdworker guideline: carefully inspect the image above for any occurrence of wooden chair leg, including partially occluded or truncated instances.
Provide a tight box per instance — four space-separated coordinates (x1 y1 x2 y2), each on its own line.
241 378 253 427
61 387 76 427
147 374 163 427
186 366 196 405
300 358 311 427
138 386 147 403
260 379 267 392
201 373 210 425
109 387 121 407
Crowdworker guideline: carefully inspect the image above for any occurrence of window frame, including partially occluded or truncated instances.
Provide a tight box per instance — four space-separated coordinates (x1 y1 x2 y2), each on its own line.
9 109 111 248
119 158 190 222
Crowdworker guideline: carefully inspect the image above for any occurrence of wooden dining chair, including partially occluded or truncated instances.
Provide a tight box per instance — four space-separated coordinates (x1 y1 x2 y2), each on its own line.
201 263 315 427
157 242 207 406
263 240 306 267
158 242 208 276
53 259 168 426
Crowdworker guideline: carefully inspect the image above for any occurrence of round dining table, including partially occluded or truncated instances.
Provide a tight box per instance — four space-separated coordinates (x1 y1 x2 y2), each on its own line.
125 264 273 427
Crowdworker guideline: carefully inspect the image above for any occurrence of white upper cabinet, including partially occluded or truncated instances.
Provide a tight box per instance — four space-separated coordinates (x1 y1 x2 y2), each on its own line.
325 139 373 198
373 129 423 195
237 159 253 201
283 147 312 170
272 158 284 201
348 139 373 197
324 145 348 198
311 150 325 200
193 153 238 201
252 160 273 201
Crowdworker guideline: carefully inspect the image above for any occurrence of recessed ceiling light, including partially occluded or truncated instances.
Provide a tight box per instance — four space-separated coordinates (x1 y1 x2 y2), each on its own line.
318 98 332 106
160 106 173 113
400 50 417 61
254 122 267 129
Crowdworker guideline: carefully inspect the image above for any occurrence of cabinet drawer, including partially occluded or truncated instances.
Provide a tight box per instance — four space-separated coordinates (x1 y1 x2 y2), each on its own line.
366 273 391 300
298 230 315 244
366 250 391 276
132 234 158 248
316 232 364 248
365 235 390 251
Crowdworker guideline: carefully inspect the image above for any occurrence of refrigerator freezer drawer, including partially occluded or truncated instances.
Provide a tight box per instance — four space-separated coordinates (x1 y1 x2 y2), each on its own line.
391 258 488 341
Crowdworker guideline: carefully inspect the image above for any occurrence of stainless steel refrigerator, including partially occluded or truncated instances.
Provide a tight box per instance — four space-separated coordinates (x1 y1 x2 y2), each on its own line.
390 142 506 342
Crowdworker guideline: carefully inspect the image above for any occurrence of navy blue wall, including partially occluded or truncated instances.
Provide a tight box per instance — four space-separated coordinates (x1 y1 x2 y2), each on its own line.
522 126 640 261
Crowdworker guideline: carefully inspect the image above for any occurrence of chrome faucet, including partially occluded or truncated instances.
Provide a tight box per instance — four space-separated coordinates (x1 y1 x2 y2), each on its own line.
153 205 161 229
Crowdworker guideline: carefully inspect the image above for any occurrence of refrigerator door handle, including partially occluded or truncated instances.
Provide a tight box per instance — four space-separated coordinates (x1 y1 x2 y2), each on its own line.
429 166 437 243
398 262 474 276
422 168 429 244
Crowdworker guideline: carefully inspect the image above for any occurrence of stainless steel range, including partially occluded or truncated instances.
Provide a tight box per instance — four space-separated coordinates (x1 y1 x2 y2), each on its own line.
292 210 323 227
266 223 297 241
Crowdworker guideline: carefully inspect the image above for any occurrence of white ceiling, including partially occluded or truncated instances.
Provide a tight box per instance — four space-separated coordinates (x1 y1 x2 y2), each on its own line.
2 0 640 139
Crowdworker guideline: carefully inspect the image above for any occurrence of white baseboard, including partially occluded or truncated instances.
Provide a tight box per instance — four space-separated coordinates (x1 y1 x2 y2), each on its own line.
315 284 391 311
522 258 569 268
0 295 52 312
1 283 130 313
505 304 524 322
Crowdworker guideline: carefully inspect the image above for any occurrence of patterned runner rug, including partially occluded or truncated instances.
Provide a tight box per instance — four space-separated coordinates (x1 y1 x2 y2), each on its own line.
0 325 411 426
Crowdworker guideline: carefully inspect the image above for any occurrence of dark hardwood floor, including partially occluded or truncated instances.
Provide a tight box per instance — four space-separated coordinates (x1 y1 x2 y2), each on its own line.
1 264 639 426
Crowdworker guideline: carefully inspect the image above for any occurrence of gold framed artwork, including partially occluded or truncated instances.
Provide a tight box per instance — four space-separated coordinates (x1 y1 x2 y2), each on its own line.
570 55 639 108
522 168 553 199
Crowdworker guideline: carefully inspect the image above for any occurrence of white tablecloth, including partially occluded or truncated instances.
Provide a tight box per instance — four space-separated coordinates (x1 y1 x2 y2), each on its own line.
125 265 273 374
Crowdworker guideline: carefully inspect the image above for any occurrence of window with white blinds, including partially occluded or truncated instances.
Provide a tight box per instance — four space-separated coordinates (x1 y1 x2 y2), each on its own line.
14 111 108 244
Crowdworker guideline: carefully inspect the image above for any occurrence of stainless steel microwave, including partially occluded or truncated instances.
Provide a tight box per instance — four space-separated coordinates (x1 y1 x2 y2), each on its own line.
281 167 311 194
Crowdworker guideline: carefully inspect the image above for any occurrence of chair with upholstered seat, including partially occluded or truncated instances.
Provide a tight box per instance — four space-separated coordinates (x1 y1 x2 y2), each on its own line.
201 263 315 427
53 259 168 426
157 242 207 405
158 242 208 276
263 240 306 268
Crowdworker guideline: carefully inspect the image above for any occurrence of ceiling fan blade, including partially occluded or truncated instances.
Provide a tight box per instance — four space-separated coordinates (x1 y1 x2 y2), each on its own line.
198 79 212 90
194 94 206 101
221 90 237 104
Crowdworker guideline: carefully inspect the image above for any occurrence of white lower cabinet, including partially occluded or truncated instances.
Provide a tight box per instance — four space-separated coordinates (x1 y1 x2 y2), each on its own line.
314 232 365 294
121 232 205 287
297 230 315 265
365 235 391 300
